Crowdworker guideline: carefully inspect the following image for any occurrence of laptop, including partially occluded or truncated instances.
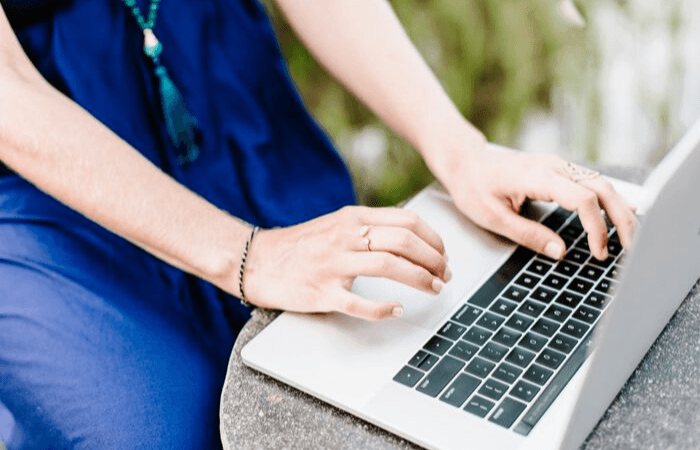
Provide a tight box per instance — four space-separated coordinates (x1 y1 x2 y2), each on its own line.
241 116 700 450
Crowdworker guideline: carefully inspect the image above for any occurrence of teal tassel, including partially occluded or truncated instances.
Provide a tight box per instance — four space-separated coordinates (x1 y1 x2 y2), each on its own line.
154 65 200 164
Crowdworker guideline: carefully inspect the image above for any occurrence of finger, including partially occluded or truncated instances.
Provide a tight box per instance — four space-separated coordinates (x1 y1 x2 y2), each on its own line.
579 177 639 248
484 202 567 260
349 251 445 295
363 226 450 281
355 206 446 256
334 289 403 321
540 176 609 260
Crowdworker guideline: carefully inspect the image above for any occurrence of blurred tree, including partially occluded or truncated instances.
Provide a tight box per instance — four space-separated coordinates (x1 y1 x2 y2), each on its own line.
262 0 564 206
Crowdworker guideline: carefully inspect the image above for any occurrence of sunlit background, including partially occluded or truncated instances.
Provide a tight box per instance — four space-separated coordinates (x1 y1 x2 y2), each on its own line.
264 0 700 206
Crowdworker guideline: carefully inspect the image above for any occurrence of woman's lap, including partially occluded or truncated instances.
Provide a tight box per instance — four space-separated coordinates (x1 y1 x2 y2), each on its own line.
0 219 245 449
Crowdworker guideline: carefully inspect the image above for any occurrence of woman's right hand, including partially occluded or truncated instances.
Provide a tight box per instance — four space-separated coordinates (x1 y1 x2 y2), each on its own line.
242 206 452 321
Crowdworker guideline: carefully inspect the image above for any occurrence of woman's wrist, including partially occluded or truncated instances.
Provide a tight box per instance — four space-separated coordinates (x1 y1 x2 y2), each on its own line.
416 114 487 195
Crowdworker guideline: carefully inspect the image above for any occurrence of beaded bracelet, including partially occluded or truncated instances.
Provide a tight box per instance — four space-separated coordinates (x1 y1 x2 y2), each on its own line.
238 226 260 307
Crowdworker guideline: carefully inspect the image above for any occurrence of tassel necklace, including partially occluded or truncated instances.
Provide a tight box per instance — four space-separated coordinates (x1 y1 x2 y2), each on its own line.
122 0 200 164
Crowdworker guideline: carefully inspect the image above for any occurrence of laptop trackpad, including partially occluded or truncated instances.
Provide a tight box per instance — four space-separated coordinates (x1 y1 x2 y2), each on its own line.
352 187 542 331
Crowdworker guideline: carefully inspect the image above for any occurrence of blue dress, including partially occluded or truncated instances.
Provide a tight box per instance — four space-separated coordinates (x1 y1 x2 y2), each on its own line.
0 0 355 448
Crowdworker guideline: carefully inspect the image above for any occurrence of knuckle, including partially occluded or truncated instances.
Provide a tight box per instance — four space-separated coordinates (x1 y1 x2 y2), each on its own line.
374 253 395 273
580 191 599 208
599 179 616 195
399 230 414 249
403 210 421 228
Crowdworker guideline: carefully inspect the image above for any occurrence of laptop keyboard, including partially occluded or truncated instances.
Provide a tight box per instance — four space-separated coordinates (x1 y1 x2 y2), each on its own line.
392 207 624 435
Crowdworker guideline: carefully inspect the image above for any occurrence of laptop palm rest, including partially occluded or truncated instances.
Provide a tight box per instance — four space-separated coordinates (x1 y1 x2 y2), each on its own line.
353 186 554 331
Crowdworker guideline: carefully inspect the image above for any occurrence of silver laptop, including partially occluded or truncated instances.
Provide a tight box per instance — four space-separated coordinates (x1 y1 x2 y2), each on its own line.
242 116 700 450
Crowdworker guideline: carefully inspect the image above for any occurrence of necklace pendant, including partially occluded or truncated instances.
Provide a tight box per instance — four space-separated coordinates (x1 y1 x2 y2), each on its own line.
143 29 163 59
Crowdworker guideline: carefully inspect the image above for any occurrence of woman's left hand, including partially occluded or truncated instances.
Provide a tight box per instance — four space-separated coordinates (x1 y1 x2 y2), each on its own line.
441 145 638 261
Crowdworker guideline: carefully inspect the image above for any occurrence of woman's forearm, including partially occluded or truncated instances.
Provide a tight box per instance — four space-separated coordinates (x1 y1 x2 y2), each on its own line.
0 13 249 295
273 0 485 190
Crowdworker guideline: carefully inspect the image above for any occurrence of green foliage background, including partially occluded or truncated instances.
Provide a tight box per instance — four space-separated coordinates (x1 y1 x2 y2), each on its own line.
263 0 569 206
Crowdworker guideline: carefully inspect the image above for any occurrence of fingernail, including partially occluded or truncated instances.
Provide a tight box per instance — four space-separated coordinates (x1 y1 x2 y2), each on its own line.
432 278 445 294
544 241 564 260
392 305 404 318
444 267 453 283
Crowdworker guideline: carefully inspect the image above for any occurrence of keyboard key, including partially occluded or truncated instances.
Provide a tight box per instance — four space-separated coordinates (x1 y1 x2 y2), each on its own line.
531 318 560 337
554 261 579 277
464 395 495 418
575 235 590 250
440 373 481 408
511 380 540 402
541 207 571 231
463 326 492 346
542 274 568 291
489 397 527 429
493 363 523 384
585 292 611 309
519 332 548 353
479 378 509 401
479 342 509 363
589 256 615 268
467 247 534 308
543 304 572 323
526 260 552 276
555 291 583 309
595 278 618 295
416 356 465 397
549 333 577 354
408 350 438 371
573 305 600 324
423 335 453 356
449 340 480 362
437 321 467 340
568 216 584 232
465 357 496 378
536 348 566 370
490 299 518 317
561 319 589 339
530 287 557 304
607 265 621 280
567 277 594 295
518 300 546 318
506 347 536 368
492 328 522 347
503 285 529 303
505 314 534 333
560 224 583 243
523 364 554 386
564 248 590 265
515 273 540 290
579 264 605 281
477 312 506 331
607 240 623 256
393 366 423 388
451 305 483 327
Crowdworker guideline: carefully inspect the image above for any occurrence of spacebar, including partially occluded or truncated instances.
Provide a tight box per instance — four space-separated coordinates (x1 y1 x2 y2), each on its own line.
513 327 597 436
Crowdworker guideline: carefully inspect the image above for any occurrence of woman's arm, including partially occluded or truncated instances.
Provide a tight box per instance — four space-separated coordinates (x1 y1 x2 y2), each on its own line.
273 0 638 260
0 8 254 297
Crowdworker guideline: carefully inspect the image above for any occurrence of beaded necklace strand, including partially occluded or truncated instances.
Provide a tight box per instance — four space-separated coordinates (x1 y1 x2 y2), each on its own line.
122 0 200 164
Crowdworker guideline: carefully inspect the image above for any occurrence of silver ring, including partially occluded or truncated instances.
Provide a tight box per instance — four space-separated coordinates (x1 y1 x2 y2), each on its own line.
564 162 600 183
359 225 372 251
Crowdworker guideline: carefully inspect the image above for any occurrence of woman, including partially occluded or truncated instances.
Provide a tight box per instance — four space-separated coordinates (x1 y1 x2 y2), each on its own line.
0 0 636 448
